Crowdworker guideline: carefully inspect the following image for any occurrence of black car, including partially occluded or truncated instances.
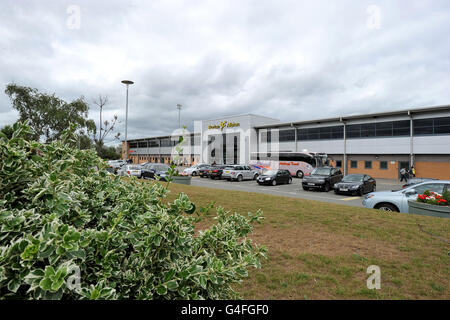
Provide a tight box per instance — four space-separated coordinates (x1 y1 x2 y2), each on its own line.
198 166 212 178
257 169 292 186
209 165 227 179
333 174 376 196
302 167 343 192
141 163 170 181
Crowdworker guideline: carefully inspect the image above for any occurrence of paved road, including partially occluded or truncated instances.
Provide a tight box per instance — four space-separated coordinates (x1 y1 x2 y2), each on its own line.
190 176 404 208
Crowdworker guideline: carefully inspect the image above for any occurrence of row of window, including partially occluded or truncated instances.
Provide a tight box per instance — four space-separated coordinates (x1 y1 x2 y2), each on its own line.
260 116 450 142
129 135 201 149
133 155 198 164
334 160 389 170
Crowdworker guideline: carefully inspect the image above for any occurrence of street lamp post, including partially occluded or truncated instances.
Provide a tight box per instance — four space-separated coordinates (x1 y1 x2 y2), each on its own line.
176 104 182 128
121 80 134 162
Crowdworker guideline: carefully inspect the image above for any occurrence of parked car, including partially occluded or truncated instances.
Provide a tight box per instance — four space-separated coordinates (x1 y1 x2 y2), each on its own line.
222 165 259 182
198 165 212 178
257 169 292 186
333 174 376 196
208 165 227 179
118 165 142 178
402 177 438 189
302 166 343 192
363 180 450 212
141 163 171 181
183 164 209 176
107 160 126 173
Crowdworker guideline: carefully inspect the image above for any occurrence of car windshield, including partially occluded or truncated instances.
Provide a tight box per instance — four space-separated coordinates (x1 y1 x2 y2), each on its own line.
128 165 141 170
342 175 363 182
311 168 331 175
263 170 277 175
155 165 169 171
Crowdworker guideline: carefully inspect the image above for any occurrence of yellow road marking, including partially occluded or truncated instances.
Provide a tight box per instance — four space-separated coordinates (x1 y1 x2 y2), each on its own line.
341 196 361 201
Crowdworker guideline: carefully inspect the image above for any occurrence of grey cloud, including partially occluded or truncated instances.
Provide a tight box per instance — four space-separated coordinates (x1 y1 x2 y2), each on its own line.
0 0 449 144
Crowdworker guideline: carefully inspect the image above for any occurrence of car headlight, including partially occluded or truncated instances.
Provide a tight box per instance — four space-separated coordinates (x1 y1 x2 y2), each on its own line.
365 194 374 199
350 185 359 189
265 177 271 181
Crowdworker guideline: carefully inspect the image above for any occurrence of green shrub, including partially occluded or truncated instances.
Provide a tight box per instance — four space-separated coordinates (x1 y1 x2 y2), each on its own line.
0 122 266 299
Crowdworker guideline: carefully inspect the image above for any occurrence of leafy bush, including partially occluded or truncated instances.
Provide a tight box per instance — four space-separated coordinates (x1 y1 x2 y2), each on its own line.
0 122 266 299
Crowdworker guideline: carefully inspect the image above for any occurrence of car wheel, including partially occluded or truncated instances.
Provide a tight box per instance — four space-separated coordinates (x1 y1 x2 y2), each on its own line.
288 178 292 184
237 175 243 182
358 188 364 196
323 183 330 192
334 189 339 194
296 170 304 178
302 186 309 191
372 184 376 192
272 180 277 186
375 203 399 212
253 173 259 180
192 171 197 176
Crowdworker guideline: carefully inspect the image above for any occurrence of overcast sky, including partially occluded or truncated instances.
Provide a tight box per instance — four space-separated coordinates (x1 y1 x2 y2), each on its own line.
1 0 449 145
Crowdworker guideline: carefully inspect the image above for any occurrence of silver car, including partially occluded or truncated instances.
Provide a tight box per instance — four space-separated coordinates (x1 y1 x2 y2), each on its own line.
117 164 142 178
107 160 126 173
363 180 449 213
222 165 259 182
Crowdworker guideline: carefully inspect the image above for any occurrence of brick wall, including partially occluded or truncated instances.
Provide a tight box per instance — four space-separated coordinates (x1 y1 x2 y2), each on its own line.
347 160 398 179
330 159 450 180
415 161 450 179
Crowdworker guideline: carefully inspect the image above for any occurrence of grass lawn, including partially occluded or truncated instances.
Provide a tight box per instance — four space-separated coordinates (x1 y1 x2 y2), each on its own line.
154 180 449 299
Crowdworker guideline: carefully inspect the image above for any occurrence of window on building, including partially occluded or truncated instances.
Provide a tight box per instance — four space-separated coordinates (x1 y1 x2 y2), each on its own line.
360 123 376 137
380 161 388 170
336 160 342 168
375 122 392 137
434 117 450 134
414 117 450 135
279 129 295 142
297 125 343 141
331 126 344 139
160 138 172 147
346 120 411 138
346 124 361 138
138 141 147 148
350 160 358 168
129 142 138 149
365 161 372 169
393 120 410 136
148 140 159 147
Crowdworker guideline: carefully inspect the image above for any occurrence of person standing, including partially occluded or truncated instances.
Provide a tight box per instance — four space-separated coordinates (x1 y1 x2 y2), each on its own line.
411 166 416 177
400 167 408 183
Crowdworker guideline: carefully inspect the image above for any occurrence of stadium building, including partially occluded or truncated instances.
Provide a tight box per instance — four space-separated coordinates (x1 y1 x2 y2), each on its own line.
122 104 450 180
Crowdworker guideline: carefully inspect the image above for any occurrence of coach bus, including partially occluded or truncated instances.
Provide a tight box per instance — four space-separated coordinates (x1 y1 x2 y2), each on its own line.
249 151 329 178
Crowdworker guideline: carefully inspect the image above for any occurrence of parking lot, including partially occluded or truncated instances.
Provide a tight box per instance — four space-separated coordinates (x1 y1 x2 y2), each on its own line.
190 176 404 208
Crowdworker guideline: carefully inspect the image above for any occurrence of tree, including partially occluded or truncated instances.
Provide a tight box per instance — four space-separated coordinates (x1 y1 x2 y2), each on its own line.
92 95 121 159
5 83 96 143
93 95 121 145
0 124 15 140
